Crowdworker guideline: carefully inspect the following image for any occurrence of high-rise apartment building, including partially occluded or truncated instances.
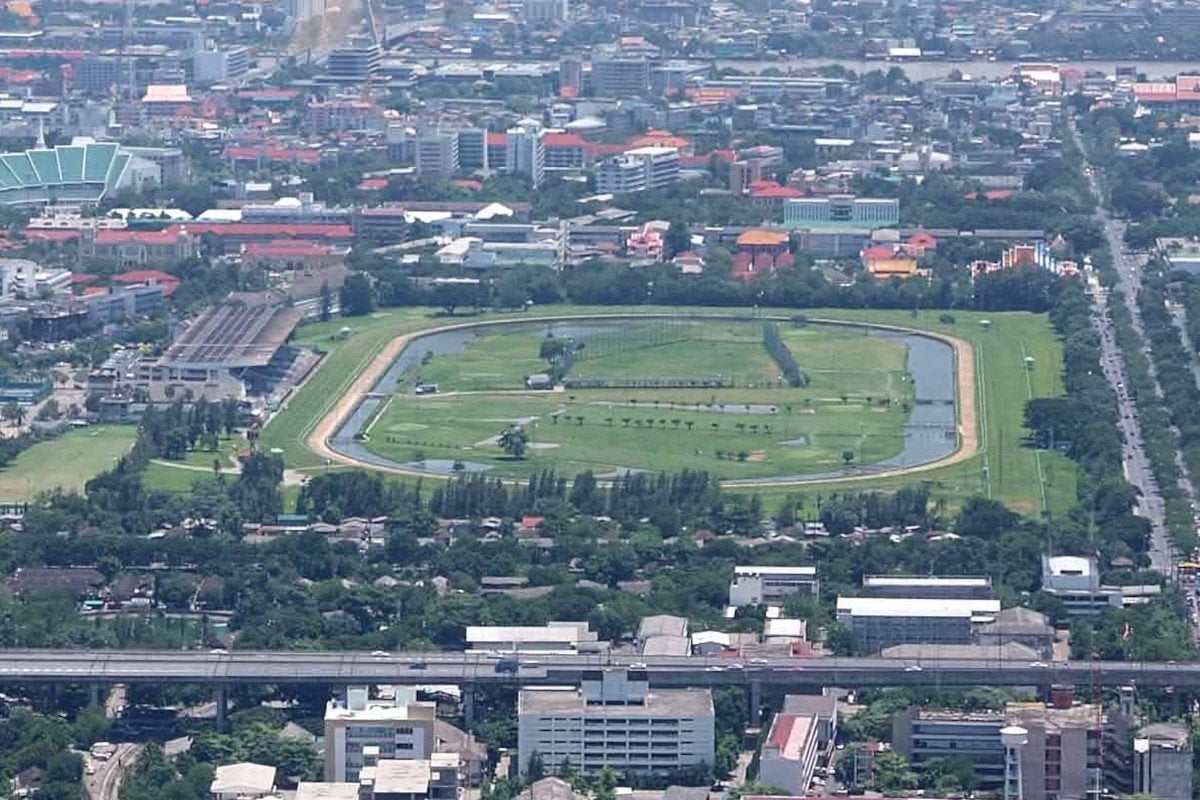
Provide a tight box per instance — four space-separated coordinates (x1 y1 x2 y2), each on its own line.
457 128 489 170
505 125 546 188
595 146 679 194
415 127 460 181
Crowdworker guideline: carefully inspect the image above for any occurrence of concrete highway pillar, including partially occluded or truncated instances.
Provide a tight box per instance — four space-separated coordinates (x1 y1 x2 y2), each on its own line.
89 683 102 707
749 680 762 727
463 684 476 729
215 686 228 731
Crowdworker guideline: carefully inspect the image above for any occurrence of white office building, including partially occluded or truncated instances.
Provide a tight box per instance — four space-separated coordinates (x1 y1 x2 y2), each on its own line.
506 125 546 188
783 196 899 228
595 146 680 194
193 44 250 84
729 565 818 608
517 670 714 777
324 686 438 782
1041 555 1123 615
415 127 460 181
836 596 1001 653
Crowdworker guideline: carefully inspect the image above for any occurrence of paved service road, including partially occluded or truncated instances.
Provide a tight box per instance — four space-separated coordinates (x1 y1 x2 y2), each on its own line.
1 649 1200 688
83 743 139 800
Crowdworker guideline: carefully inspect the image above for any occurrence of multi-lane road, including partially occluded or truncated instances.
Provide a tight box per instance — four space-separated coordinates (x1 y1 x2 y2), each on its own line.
1077 135 1179 577
1 649 1200 689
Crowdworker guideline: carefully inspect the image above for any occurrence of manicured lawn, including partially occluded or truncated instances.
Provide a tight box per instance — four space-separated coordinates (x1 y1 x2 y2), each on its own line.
413 327 553 392
369 318 915 478
0 426 136 500
570 322 777 384
367 388 909 480
142 461 212 494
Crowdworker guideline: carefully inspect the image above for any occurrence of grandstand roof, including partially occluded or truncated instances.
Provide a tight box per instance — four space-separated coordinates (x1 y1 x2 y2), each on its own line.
159 300 303 370
0 140 132 206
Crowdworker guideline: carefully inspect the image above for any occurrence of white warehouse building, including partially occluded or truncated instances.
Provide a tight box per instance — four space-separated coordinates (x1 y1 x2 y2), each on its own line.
729 565 819 608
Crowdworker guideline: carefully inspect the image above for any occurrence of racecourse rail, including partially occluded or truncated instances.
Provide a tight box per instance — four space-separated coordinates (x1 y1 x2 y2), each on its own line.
0 650 1190 688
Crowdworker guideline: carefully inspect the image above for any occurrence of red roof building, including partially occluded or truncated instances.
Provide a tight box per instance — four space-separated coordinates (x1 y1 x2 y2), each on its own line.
544 132 590 171
171 223 354 253
907 230 938 252
748 181 804 212
81 228 195 270
113 269 181 297
241 240 348 272
629 130 693 153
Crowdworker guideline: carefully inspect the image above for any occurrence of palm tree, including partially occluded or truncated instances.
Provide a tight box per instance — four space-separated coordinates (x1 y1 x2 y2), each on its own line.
622 418 632 427
711 422 719 431
685 421 694 432
735 422 746 434
605 417 614 427
634 420 643 429
671 419 681 428
749 424 759 434
576 416 584 426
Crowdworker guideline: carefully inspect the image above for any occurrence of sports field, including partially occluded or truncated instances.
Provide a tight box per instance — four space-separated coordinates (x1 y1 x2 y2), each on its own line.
261 305 1075 516
0 426 135 500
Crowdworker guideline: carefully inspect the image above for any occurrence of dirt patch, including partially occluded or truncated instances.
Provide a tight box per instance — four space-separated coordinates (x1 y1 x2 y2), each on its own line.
747 450 768 462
